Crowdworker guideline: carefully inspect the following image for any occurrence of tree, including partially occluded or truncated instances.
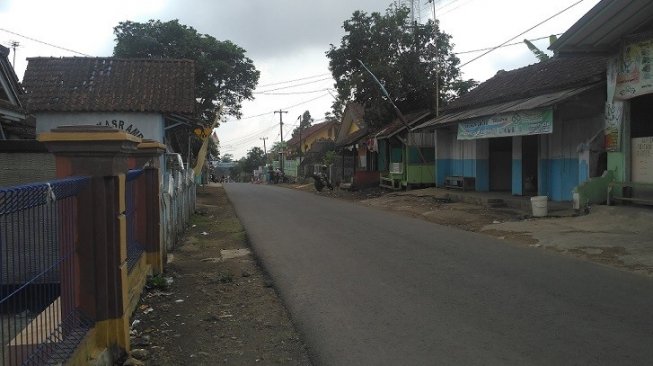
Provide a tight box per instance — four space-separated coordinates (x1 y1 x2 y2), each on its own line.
221 153 234 163
113 19 260 125
523 35 557 62
269 141 287 159
326 4 476 126
238 147 267 175
292 110 314 137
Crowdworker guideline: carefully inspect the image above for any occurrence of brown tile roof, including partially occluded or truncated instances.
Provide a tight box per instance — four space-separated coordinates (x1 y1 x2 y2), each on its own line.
22 57 195 113
445 55 607 112
286 120 337 146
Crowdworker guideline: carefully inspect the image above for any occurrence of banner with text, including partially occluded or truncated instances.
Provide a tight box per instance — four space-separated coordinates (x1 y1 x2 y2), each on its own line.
612 37 653 100
457 108 553 140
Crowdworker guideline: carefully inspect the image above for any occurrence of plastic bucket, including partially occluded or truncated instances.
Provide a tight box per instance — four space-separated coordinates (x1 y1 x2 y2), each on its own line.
530 196 548 217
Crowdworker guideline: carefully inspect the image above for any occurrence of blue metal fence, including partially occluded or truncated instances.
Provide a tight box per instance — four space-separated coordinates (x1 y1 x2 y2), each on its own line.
126 169 144 272
0 177 93 365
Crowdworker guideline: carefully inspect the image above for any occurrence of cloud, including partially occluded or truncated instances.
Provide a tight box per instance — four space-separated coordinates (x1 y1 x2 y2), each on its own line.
157 0 393 60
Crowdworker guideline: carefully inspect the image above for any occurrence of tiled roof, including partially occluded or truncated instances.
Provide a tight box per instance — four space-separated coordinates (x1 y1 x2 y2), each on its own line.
286 120 337 146
445 55 607 112
336 127 372 148
22 57 195 113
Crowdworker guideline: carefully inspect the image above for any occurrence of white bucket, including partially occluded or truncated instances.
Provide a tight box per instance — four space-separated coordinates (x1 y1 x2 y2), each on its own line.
530 196 548 217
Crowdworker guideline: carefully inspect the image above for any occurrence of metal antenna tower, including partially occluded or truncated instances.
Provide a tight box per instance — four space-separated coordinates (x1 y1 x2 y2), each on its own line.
396 0 422 24
10 41 19 67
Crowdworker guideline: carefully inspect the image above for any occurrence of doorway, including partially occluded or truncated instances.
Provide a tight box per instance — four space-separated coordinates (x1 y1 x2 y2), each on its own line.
630 93 653 183
489 137 512 191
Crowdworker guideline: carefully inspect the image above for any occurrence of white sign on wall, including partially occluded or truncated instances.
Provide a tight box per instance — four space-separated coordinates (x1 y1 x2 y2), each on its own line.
632 136 653 183
96 119 144 138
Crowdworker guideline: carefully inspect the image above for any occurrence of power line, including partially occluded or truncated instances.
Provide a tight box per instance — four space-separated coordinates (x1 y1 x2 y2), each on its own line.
0 28 92 56
233 93 331 121
454 34 563 55
255 77 332 93
439 0 476 16
255 88 335 96
257 73 331 88
459 0 584 68
220 123 278 145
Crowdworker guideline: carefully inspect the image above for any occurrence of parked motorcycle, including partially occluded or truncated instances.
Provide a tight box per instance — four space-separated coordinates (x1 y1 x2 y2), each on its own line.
311 166 333 192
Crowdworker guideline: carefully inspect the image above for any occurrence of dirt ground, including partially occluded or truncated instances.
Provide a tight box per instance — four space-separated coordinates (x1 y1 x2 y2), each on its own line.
123 181 653 365
123 185 312 366
296 183 537 244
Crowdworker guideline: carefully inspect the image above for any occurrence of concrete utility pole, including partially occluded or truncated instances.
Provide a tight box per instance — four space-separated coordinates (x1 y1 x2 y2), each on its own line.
260 137 268 163
274 109 288 174
298 115 303 167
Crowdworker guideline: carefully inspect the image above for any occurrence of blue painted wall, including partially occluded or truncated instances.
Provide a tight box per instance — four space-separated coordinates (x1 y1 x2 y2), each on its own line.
539 158 579 201
579 159 589 183
476 159 489 191
512 159 522 195
435 158 489 191
436 159 450 186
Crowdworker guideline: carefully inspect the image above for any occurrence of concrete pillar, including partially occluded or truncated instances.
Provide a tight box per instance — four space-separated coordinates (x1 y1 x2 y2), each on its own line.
512 137 523 195
38 125 141 356
134 141 165 273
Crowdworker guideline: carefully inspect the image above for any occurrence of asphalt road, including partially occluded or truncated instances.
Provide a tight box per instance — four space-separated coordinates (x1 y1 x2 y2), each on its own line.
224 183 653 366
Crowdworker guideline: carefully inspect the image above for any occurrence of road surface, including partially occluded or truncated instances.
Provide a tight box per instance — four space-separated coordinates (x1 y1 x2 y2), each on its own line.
224 183 653 366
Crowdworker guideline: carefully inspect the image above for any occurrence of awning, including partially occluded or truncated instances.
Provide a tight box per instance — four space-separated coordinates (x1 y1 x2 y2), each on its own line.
415 84 601 130
550 0 653 55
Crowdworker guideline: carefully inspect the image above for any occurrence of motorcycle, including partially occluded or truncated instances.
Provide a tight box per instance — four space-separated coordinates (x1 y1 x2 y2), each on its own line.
311 172 333 192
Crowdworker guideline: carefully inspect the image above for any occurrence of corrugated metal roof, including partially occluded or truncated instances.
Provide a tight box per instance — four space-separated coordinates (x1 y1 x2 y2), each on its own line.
551 0 653 54
416 84 600 129
375 110 431 139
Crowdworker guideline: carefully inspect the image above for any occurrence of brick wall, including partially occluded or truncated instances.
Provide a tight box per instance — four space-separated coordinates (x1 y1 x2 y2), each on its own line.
0 140 56 187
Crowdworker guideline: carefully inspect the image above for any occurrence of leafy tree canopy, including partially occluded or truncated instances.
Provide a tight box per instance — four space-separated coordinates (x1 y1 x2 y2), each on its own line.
113 19 260 125
239 146 267 174
269 141 286 158
220 153 234 163
523 35 557 62
326 4 477 127
292 110 314 137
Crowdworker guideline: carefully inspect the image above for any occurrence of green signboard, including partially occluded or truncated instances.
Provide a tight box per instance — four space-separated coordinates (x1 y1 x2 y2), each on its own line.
457 107 553 140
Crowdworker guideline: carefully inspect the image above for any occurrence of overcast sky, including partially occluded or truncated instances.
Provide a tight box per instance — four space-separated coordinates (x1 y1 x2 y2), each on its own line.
0 0 600 159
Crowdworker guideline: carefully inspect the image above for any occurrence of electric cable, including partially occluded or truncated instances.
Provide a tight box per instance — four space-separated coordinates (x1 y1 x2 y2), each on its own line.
459 0 585 68
0 28 91 56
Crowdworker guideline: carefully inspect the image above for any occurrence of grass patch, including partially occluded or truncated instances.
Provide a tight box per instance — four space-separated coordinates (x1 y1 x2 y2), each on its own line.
147 274 170 291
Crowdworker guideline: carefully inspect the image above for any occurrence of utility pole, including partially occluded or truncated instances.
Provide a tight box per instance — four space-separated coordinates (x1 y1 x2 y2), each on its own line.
260 137 268 163
297 115 303 167
429 0 440 117
274 109 288 174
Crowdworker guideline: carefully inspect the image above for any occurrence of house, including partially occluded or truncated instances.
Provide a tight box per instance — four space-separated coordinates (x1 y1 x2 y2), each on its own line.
0 45 48 187
415 55 607 201
375 110 433 190
333 103 381 189
22 57 196 160
548 0 653 205
285 120 338 174
0 45 31 140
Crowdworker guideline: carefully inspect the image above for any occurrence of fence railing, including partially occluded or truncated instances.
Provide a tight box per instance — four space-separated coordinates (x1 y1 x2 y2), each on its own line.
162 170 196 251
0 177 93 365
